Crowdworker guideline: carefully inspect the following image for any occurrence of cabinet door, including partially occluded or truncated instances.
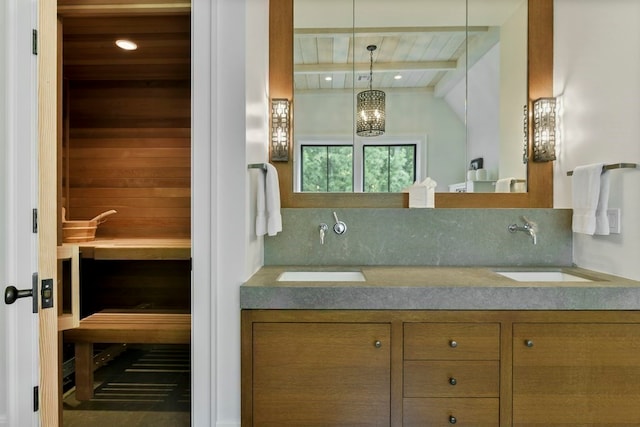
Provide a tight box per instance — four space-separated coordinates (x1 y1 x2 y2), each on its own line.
513 323 640 425
253 322 391 426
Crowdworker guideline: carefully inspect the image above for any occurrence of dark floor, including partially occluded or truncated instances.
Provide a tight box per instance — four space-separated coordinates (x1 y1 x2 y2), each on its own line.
63 344 191 427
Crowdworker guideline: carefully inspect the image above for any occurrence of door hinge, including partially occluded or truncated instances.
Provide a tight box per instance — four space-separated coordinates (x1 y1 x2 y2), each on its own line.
31 273 38 313
33 386 39 412
32 208 38 233
32 29 37 55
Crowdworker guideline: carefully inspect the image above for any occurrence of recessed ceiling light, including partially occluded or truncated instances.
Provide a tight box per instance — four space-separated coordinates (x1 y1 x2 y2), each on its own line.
325 76 332 81
115 39 137 51
394 74 403 80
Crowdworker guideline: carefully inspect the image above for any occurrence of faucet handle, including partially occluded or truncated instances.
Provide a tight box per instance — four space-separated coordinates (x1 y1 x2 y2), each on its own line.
332 212 347 235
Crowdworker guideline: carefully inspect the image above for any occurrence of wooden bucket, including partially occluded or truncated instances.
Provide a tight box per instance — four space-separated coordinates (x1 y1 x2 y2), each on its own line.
62 209 117 243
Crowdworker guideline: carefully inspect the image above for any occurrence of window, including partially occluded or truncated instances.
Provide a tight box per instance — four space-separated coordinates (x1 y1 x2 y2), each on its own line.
363 145 416 192
301 145 353 192
297 137 424 193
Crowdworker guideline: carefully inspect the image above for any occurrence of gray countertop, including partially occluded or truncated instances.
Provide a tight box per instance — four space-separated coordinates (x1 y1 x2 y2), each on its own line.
240 266 640 310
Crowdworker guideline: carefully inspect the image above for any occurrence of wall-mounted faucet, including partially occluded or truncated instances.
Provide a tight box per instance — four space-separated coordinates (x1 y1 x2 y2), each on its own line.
508 217 537 245
319 223 328 245
332 212 347 235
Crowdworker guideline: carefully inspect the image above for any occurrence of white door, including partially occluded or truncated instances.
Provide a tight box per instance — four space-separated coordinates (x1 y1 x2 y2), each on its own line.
3 0 60 425
2 0 41 426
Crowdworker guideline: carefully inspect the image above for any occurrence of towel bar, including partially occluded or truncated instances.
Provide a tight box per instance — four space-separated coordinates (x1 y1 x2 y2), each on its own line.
567 163 637 176
248 163 268 171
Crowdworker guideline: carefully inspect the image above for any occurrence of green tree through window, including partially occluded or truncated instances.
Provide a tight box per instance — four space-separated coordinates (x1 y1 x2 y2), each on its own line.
301 145 353 192
301 144 415 193
363 145 415 192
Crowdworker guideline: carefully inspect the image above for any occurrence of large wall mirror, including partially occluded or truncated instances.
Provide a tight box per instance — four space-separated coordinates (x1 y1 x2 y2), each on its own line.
270 0 553 208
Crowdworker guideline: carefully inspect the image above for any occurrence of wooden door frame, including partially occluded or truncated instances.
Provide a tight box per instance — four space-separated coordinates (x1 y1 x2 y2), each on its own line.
38 1 207 425
38 0 60 424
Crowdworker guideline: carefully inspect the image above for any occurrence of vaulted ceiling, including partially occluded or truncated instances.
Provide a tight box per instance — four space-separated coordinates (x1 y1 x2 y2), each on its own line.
293 25 496 93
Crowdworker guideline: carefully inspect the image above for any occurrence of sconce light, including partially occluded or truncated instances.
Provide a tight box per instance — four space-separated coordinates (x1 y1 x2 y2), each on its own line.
532 97 557 162
270 98 290 162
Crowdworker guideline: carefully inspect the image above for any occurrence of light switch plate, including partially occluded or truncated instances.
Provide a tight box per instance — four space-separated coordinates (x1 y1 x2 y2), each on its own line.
607 208 621 234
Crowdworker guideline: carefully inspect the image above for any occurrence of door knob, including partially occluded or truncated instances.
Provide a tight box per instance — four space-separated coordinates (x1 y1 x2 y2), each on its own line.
4 285 33 305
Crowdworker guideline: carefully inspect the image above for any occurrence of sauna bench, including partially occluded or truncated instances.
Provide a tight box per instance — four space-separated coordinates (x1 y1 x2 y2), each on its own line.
64 310 191 401
240 265 640 310
65 238 191 260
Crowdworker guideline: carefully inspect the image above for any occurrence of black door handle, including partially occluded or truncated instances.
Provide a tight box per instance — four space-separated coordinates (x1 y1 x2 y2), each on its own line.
4 285 33 304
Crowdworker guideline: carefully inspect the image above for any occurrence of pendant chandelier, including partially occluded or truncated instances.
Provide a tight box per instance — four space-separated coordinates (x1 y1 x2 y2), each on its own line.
356 45 386 137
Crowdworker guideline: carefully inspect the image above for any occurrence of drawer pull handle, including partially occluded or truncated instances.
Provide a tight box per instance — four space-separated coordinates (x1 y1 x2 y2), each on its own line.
449 377 457 386
525 339 534 348
449 340 458 348
374 340 382 348
449 415 457 424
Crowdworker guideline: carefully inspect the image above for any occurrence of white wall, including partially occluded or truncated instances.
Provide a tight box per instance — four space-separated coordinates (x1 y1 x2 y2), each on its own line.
553 0 640 280
498 0 527 180
207 0 268 425
0 0 8 423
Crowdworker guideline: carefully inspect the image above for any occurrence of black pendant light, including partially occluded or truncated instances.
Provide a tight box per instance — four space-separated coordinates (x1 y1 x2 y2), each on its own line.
356 45 386 137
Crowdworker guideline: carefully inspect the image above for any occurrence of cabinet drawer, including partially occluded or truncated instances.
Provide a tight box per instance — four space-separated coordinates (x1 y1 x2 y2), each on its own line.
404 323 500 360
404 397 499 426
404 361 499 397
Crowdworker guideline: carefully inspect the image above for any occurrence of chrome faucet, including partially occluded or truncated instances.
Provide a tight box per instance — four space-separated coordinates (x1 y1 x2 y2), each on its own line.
319 223 328 245
332 212 347 235
508 217 537 245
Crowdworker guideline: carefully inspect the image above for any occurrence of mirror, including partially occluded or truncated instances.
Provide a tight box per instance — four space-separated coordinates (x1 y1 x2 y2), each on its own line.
293 0 526 195
270 0 553 208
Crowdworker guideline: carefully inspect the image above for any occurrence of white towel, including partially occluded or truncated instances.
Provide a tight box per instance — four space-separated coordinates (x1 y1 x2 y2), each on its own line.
495 177 514 193
255 164 282 236
572 163 609 235
263 164 283 236
594 170 610 235
255 169 267 236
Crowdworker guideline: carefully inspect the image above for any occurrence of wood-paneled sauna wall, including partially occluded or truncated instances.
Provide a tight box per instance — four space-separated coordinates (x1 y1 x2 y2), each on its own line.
62 15 191 239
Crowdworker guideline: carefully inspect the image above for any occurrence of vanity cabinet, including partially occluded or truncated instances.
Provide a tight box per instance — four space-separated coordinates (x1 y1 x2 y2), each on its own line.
512 323 640 425
250 321 391 426
242 310 640 426
403 323 500 426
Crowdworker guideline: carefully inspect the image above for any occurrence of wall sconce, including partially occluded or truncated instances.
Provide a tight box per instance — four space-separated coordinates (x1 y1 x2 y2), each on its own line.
532 97 557 162
271 98 290 162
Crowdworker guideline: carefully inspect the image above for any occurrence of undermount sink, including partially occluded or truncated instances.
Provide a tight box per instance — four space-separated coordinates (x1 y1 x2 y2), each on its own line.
496 270 593 282
277 271 366 282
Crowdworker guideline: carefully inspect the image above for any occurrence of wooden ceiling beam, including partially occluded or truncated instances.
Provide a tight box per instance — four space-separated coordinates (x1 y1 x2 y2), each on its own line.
295 60 456 75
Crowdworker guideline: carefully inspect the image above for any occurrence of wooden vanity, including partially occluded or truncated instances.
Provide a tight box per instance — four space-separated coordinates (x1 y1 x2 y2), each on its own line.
242 309 640 426
241 267 640 426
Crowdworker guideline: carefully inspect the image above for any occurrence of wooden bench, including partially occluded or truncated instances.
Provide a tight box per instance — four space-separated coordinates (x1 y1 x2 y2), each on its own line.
63 311 191 400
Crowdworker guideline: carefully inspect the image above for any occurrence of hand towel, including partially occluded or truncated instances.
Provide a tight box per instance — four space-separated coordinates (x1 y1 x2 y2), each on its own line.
571 163 605 235
594 170 610 235
255 169 267 237
265 163 282 236
495 177 514 193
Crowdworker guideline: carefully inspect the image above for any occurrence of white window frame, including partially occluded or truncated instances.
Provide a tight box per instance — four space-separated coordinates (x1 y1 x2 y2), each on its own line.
294 135 427 192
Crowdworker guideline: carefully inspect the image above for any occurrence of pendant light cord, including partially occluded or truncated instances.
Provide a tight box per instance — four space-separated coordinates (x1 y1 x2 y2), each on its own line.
369 49 373 91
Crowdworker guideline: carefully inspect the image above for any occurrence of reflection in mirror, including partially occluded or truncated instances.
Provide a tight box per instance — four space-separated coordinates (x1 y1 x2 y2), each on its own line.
293 0 527 194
